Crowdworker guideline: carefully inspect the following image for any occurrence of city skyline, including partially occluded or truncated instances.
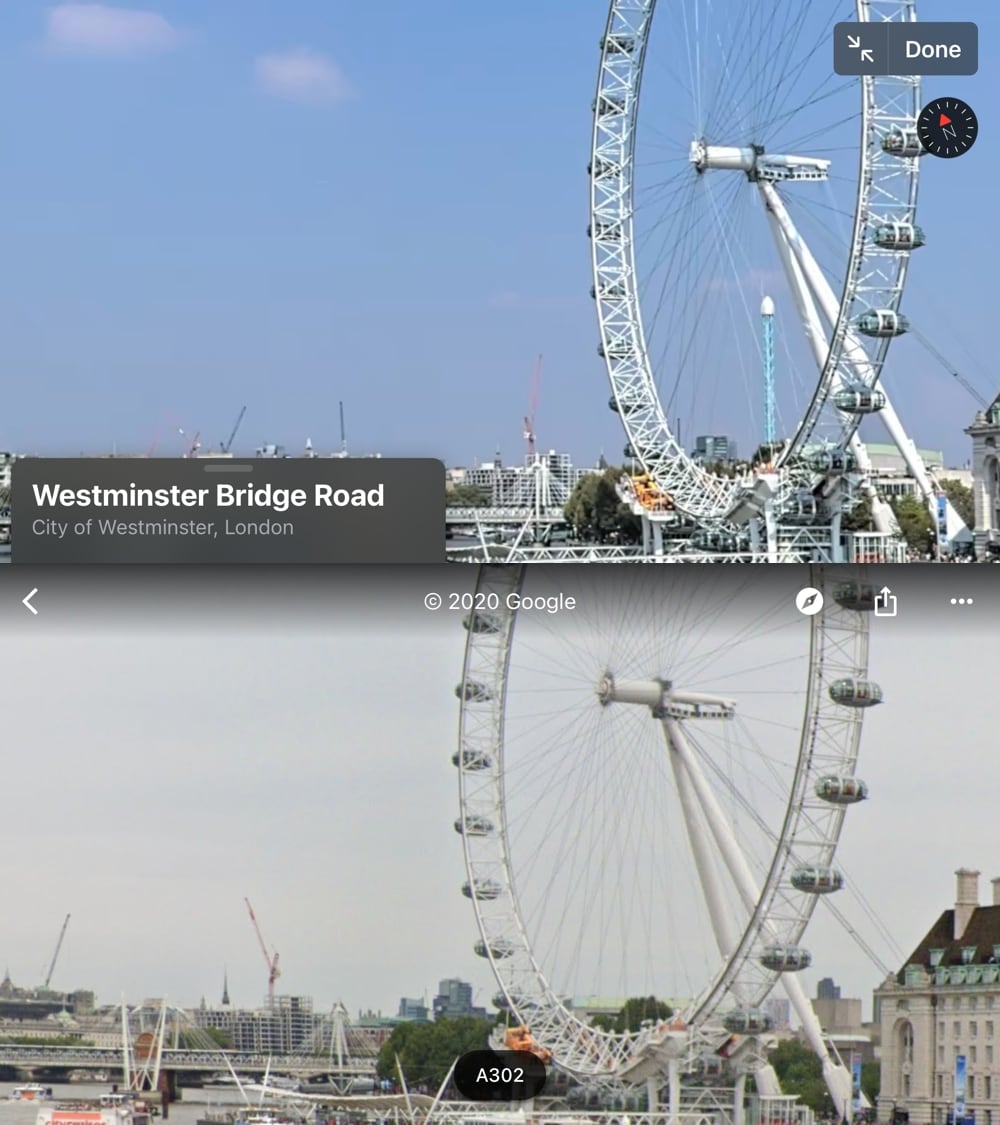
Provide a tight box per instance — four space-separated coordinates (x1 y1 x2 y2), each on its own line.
0 2 993 468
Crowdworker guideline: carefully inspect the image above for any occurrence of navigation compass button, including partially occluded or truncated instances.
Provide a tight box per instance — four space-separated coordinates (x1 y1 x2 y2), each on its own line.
917 97 978 158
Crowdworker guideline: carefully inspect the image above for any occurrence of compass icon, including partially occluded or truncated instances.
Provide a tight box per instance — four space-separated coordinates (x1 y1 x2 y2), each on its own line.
917 97 978 159
795 587 824 616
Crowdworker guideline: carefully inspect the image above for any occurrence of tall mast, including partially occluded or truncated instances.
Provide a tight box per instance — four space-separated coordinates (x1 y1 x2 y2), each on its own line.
761 296 776 445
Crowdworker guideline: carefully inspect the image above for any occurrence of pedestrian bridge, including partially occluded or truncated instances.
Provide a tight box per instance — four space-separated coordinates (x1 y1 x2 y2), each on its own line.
0 1044 376 1077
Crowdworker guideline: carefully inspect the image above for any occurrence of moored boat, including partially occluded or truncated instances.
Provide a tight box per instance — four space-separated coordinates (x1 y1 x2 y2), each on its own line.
13 1086 53 1102
198 1111 304 1125
37 1095 153 1125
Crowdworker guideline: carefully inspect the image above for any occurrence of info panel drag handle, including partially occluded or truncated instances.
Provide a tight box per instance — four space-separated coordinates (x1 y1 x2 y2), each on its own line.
11 458 445 564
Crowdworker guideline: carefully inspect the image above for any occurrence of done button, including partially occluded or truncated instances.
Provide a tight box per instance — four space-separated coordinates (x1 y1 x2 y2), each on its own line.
887 21 977 75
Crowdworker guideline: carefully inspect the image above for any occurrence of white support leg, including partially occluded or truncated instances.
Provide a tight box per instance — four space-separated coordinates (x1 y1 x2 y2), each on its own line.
762 204 894 538
734 1072 747 1125
664 718 852 1122
667 721 783 1099
663 724 774 1116
780 974 853 1120
761 181 966 546
666 730 742 962
647 1076 660 1112
668 1056 681 1125
764 498 778 562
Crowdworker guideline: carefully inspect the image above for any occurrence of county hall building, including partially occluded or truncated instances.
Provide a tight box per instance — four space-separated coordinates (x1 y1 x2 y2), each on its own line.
877 870 1000 1125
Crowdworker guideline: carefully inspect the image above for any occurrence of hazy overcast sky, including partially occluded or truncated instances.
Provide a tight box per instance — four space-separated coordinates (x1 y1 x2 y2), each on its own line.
1 568 991 1026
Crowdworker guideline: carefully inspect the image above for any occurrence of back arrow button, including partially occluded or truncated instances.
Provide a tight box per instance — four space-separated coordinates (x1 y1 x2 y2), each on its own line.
22 588 38 616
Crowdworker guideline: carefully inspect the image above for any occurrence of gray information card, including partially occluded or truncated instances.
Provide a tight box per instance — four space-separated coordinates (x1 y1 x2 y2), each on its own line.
12 458 445 564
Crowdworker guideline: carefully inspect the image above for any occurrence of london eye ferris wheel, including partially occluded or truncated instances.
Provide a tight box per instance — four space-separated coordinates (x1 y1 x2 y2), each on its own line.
587 0 959 546
454 567 883 1119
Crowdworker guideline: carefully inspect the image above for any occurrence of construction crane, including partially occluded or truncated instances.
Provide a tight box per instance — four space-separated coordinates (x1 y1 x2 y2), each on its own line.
222 406 247 453
523 355 543 459
244 897 280 1008
43 914 70 989
178 426 201 457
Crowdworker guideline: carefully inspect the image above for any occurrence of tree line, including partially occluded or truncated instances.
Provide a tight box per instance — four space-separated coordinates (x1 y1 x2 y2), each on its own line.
373 1008 880 1113
448 466 978 551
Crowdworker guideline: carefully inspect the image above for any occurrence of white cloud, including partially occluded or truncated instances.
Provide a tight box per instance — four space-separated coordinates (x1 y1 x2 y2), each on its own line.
45 3 180 57
255 49 352 106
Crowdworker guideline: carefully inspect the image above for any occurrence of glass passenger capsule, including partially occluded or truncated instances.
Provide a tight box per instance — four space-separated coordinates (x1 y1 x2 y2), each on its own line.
493 992 511 1010
722 1008 774 1035
454 815 495 836
598 340 632 360
785 490 818 524
834 388 886 414
833 581 877 611
464 611 501 635
462 879 503 901
588 158 619 179
601 34 635 54
881 127 922 158
829 677 883 707
593 92 626 116
587 221 622 242
760 945 812 972
809 446 856 474
591 281 626 299
873 222 926 250
856 309 909 338
474 938 516 959
455 680 493 702
815 775 869 804
791 865 844 894
609 397 641 415
452 749 493 771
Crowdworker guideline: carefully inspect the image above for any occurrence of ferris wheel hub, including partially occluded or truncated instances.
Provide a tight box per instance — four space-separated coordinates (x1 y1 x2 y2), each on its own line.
689 140 831 182
597 674 736 719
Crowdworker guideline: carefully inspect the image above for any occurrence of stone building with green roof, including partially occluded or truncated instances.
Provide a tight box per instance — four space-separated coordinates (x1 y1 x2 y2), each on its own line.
876 869 1000 1125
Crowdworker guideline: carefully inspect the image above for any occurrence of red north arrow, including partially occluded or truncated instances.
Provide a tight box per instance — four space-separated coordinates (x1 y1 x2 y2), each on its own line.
939 113 952 126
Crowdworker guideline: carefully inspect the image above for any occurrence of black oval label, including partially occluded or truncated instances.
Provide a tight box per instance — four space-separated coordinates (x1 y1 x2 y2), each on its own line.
453 1049 547 1101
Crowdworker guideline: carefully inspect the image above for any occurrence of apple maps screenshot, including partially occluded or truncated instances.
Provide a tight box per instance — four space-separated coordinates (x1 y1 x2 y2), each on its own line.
0 8 993 1125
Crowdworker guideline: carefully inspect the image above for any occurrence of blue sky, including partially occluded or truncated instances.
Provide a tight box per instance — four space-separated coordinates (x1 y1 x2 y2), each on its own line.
0 2 992 466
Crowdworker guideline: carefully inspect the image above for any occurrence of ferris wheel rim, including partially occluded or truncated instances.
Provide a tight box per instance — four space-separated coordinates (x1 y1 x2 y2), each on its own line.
589 0 921 523
455 566 873 1079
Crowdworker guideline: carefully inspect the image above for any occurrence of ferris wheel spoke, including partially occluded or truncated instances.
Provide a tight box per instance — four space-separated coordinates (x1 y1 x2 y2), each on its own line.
653 202 752 422
698 0 778 136
751 28 844 138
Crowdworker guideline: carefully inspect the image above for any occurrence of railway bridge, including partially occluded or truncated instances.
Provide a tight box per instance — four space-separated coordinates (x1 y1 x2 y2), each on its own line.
0 1044 377 1097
